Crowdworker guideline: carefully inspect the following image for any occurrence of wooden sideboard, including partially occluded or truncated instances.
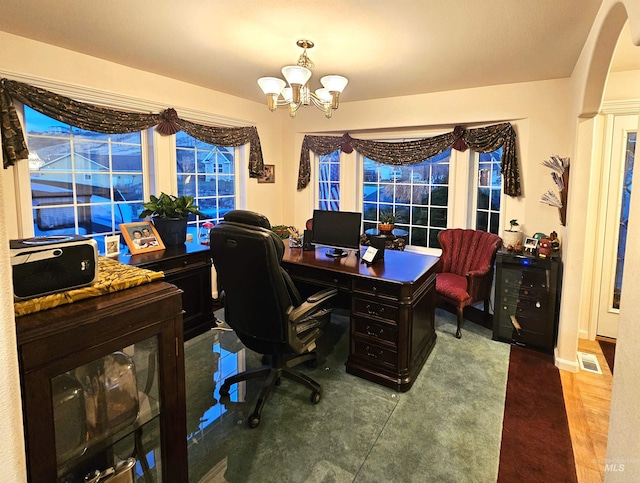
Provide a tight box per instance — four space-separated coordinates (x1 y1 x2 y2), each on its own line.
16 282 189 482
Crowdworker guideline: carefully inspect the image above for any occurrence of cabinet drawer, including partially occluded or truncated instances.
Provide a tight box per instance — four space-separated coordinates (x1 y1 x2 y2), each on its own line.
352 278 399 299
352 298 398 324
352 339 398 369
353 317 398 345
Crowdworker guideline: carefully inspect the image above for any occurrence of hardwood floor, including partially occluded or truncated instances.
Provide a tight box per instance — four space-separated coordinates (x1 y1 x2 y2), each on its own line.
560 338 613 483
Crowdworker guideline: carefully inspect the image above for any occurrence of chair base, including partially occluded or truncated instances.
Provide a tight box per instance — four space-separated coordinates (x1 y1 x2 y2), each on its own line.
219 351 321 428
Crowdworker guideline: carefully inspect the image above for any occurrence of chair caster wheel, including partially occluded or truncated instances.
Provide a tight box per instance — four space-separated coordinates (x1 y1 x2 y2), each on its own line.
455 329 462 339
311 391 321 404
219 385 230 397
248 414 261 428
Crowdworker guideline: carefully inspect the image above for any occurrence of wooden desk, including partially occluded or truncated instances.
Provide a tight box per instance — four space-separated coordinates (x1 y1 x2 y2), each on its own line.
282 245 439 392
119 242 214 340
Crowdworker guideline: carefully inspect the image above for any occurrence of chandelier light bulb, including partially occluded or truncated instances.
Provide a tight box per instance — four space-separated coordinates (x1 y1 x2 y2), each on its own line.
257 77 286 95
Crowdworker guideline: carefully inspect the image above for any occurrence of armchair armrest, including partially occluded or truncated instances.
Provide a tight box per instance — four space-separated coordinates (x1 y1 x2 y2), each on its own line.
288 287 338 322
465 266 494 300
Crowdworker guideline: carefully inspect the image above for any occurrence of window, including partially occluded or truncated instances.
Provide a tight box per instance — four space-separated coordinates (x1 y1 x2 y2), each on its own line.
176 132 236 238
25 106 144 252
318 150 340 210
474 147 503 234
362 149 451 248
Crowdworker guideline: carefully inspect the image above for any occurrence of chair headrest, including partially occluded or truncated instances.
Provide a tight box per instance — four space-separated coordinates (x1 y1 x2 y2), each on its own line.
223 210 271 229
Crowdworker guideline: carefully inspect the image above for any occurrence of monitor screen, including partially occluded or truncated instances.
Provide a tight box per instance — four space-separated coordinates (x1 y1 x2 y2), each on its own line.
311 210 362 258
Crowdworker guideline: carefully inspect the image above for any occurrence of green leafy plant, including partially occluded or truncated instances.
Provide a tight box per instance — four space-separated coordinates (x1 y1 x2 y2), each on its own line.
508 219 519 231
380 213 397 224
139 193 206 219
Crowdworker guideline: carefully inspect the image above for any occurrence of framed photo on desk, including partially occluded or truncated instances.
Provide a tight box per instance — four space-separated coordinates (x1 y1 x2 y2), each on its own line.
119 222 165 254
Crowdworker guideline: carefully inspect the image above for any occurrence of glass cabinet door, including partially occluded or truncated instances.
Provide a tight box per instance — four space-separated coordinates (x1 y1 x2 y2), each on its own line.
54 337 164 483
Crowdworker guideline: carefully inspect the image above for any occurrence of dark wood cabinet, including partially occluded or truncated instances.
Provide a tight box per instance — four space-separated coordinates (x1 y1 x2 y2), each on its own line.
493 250 562 353
119 242 215 340
16 282 189 483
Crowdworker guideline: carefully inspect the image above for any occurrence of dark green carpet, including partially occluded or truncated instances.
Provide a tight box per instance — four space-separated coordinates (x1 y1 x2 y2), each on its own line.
184 309 510 482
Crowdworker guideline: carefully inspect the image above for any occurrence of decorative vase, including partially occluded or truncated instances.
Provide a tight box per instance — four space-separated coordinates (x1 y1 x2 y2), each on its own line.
502 229 523 249
152 217 188 246
378 223 394 234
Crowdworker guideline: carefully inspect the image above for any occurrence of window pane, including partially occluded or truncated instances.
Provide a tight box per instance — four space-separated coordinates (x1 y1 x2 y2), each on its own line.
24 106 144 247
475 147 503 234
361 148 450 248
175 135 236 229
318 150 340 211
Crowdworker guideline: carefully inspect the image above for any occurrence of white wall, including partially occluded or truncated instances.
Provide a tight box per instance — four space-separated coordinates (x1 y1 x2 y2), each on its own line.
567 0 640 480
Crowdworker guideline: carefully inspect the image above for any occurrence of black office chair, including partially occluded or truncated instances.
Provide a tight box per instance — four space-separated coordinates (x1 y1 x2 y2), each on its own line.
210 210 337 428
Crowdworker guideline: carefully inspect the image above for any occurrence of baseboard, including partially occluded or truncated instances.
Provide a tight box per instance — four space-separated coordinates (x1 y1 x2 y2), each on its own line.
554 346 579 373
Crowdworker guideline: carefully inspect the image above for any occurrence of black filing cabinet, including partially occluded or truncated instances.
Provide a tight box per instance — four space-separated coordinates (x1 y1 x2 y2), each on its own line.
493 250 561 353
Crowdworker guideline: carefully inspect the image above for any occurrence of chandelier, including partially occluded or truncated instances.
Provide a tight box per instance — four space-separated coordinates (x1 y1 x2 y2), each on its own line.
257 40 348 119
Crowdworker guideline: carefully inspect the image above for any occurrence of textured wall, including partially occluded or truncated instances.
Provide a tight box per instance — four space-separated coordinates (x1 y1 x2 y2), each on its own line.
0 166 27 481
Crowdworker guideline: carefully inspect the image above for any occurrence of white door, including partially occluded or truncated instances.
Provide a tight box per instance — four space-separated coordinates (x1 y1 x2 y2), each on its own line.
596 114 637 339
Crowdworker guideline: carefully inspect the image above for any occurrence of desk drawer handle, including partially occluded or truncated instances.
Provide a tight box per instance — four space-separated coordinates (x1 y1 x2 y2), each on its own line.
366 304 384 317
365 346 384 359
365 325 384 337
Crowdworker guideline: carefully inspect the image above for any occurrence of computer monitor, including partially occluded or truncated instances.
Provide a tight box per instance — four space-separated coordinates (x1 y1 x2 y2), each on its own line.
311 210 362 258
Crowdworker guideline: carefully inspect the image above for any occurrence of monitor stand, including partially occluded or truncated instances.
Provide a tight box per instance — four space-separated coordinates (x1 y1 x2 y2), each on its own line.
325 248 348 258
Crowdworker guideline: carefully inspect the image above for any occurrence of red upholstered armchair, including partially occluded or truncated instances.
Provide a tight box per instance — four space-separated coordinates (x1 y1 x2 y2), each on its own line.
435 229 502 338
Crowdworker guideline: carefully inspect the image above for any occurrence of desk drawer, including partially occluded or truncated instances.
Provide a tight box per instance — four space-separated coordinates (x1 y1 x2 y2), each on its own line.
352 298 398 324
353 317 397 345
352 278 400 299
352 339 398 369
284 264 351 290
142 253 210 273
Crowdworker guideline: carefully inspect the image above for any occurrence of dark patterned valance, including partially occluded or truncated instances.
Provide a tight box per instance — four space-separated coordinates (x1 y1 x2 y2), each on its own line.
0 78 264 177
298 123 521 196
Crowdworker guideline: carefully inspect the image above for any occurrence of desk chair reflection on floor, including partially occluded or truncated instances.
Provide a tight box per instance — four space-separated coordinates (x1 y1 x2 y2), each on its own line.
210 210 337 428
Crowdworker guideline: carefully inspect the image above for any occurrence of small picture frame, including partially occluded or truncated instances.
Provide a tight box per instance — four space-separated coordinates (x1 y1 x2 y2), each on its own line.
104 234 121 257
119 222 165 254
258 164 275 183
523 237 539 254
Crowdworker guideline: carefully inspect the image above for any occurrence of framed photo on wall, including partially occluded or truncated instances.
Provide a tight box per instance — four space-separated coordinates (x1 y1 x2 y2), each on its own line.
119 222 165 254
258 164 275 183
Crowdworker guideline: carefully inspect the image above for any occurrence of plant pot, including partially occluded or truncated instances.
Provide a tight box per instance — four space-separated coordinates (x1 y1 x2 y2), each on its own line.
152 217 188 246
502 229 523 249
379 223 395 233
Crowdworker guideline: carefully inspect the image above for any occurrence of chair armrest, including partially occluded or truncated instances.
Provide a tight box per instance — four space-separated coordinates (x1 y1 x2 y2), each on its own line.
465 266 494 300
288 287 338 322
287 287 337 354
306 287 339 304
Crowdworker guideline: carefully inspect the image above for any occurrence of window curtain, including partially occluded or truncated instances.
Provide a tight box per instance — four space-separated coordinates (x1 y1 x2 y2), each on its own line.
0 78 264 176
297 123 521 196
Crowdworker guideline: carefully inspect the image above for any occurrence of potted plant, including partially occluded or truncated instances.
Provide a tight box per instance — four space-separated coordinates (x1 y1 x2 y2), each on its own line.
379 212 397 233
139 193 206 246
502 218 523 249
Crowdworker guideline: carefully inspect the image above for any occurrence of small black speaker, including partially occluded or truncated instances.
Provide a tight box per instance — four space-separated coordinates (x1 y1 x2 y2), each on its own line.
302 230 314 251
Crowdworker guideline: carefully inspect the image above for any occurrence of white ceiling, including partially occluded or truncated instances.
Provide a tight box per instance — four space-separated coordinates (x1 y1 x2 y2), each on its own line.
1 0 637 104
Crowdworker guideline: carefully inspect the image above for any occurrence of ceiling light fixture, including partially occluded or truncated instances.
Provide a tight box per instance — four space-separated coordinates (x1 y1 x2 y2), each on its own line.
257 40 348 119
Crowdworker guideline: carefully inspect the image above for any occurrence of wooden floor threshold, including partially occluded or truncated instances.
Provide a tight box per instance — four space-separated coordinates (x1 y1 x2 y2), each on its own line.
560 338 613 483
